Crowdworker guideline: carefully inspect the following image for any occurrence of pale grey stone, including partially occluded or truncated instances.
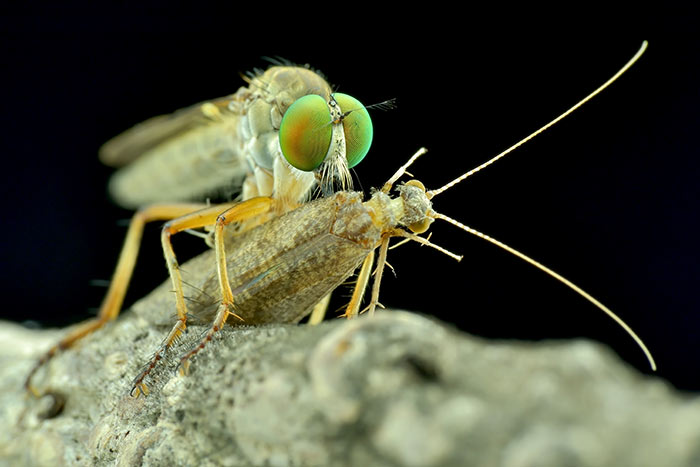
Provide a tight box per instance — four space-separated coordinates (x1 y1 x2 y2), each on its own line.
1 292 699 466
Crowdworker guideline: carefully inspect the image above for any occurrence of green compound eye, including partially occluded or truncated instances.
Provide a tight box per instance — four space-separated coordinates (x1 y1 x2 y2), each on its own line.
334 93 373 168
279 94 332 171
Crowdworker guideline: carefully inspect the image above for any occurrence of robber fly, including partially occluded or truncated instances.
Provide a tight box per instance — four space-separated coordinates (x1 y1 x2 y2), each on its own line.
26 62 386 396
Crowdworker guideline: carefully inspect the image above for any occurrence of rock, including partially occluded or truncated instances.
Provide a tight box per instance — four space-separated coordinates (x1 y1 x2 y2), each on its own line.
1 294 699 466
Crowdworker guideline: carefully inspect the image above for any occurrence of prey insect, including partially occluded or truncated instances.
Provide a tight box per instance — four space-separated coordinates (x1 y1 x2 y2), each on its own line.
25 63 390 397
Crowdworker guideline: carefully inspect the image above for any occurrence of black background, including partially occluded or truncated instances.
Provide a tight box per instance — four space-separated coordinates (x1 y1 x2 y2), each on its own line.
2 8 698 391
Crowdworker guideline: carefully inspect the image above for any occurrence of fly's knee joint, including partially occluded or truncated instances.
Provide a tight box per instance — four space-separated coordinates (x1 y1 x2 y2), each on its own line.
134 206 150 222
162 221 176 237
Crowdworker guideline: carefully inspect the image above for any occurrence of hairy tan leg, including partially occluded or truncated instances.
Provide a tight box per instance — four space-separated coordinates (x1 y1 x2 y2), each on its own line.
342 250 375 319
26 203 209 397
307 293 333 325
175 197 276 374
364 235 391 316
130 201 262 396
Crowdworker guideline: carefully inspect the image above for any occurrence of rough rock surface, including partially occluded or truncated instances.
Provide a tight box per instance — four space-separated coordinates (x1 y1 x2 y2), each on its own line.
1 287 699 466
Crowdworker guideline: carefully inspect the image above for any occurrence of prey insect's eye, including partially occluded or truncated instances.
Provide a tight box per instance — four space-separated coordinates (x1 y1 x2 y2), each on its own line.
279 94 333 171
333 93 373 168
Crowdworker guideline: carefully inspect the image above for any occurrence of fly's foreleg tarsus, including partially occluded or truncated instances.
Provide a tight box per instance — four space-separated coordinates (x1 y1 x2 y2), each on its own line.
129 316 189 397
176 301 232 376
25 202 209 397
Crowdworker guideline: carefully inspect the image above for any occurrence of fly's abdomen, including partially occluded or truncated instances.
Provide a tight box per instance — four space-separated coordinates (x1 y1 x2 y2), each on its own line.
108 116 246 207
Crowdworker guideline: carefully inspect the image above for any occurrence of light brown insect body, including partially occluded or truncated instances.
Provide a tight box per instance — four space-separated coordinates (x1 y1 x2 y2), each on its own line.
182 185 428 325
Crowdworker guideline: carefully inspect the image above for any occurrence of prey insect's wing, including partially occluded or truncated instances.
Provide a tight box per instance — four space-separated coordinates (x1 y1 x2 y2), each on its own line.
100 97 248 208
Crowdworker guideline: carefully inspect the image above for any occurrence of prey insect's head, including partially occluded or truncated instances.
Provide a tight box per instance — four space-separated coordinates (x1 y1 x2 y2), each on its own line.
279 92 395 193
397 179 434 234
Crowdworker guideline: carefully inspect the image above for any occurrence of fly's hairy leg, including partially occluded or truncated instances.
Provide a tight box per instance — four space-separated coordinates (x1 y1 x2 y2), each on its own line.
129 199 274 396
174 197 276 376
25 202 210 397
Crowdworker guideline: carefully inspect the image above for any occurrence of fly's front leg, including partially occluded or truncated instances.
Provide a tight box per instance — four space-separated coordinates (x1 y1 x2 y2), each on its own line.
25 203 209 397
176 197 275 374
129 201 243 397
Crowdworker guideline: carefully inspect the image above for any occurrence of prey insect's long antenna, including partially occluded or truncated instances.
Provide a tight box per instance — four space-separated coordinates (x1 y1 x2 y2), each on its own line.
411 42 655 369
428 41 648 199
431 210 657 371
393 229 463 262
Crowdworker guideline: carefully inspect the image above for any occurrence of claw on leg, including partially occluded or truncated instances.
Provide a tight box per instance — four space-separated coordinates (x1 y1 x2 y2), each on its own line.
129 317 188 397
176 301 237 374
177 358 191 377
130 382 149 398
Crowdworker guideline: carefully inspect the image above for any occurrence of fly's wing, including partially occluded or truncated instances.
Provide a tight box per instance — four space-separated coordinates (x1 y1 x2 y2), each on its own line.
100 96 249 208
100 65 335 209
99 97 234 167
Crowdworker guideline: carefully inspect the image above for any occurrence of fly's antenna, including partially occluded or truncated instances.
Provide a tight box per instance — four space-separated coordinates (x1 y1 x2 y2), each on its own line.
365 98 397 112
428 41 648 199
335 98 397 122
430 209 656 371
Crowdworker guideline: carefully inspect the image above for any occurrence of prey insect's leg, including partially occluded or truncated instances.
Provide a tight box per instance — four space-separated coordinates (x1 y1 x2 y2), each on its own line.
25 203 210 397
308 293 333 325
364 236 392 316
175 197 276 373
342 250 376 319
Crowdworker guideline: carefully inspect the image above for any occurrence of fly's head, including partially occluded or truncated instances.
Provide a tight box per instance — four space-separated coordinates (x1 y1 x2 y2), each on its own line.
278 92 379 196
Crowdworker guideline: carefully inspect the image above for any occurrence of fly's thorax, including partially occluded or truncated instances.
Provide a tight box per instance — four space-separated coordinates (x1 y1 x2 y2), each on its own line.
239 66 332 173
234 66 334 202
272 156 316 210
